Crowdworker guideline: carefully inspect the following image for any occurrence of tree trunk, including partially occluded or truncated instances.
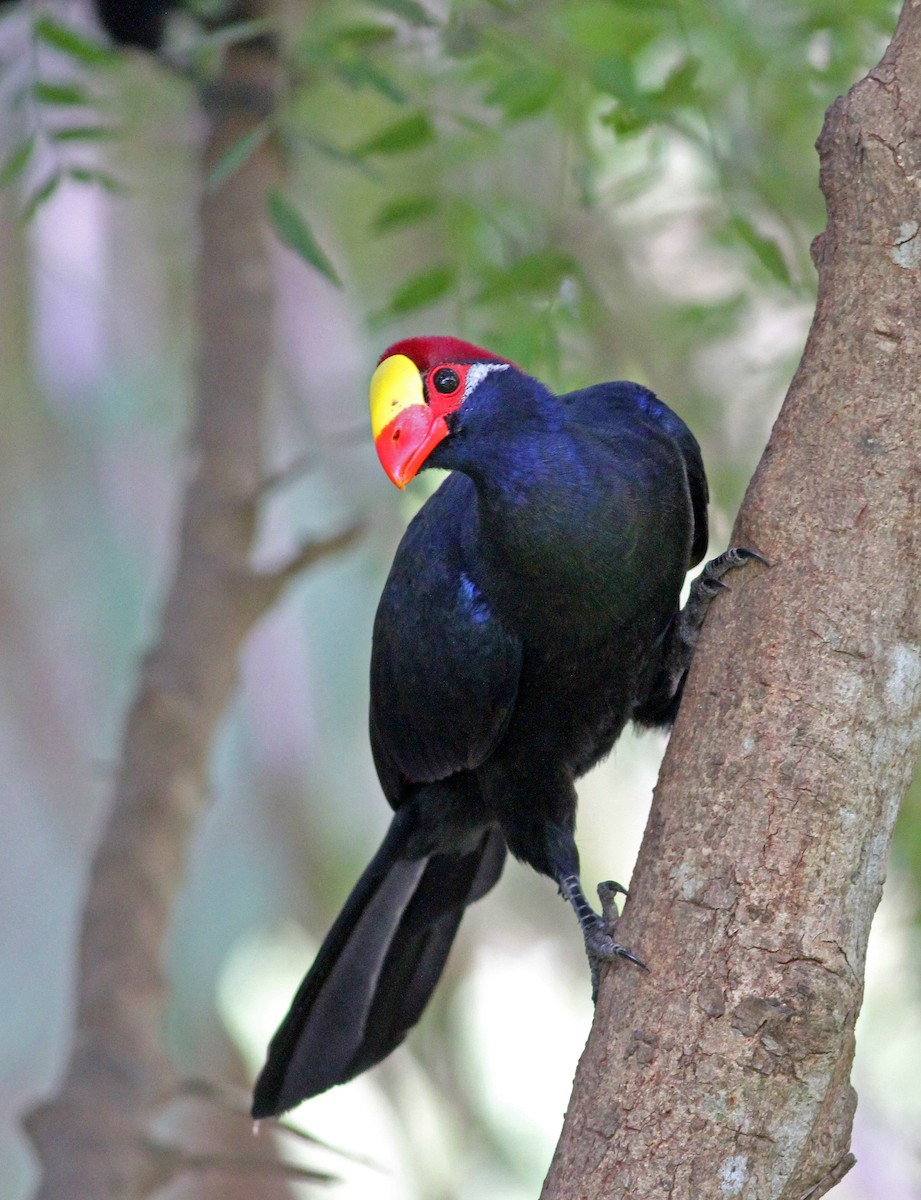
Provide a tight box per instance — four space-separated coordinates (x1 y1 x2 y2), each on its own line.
24 20 358 1200
542 4 921 1199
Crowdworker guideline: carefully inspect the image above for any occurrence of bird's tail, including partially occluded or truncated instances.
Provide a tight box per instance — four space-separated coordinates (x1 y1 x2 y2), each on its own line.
252 805 506 1118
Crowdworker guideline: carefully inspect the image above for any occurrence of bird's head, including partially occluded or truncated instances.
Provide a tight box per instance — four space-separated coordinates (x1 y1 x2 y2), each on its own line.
370 336 515 488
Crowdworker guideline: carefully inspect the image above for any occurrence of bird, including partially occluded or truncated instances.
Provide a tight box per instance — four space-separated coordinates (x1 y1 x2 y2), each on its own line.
252 335 759 1118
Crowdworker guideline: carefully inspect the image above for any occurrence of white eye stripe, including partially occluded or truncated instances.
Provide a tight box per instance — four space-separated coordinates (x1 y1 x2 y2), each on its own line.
463 361 509 399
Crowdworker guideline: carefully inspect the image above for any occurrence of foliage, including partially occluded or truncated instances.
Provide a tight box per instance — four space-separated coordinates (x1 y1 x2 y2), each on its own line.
1 1 896 384
0 8 122 211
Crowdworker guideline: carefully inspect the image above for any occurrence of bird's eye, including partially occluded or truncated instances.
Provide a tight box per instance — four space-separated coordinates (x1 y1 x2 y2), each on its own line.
432 367 461 395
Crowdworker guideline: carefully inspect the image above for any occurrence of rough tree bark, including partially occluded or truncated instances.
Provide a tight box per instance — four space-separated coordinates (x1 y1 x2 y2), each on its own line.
542 5 921 1199
23 18 359 1200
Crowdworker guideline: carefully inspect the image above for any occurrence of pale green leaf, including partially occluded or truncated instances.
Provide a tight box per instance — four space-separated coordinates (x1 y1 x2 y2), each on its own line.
22 174 61 220
371 194 437 232
34 15 118 66
51 124 117 143
354 113 433 156
267 190 342 286
386 264 455 313
34 81 89 106
206 123 272 193
66 167 126 192
729 216 792 286
0 136 35 188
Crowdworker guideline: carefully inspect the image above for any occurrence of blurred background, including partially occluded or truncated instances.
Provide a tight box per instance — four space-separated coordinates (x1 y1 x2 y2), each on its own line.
1 0 920 1197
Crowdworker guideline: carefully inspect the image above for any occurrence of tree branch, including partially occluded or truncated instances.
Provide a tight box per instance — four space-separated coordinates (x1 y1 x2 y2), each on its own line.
543 4 921 1197
23 21 357 1200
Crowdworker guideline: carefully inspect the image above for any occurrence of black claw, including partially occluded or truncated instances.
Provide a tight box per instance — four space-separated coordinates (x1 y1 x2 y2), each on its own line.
597 881 625 928
597 879 629 900
585 925 647 970
618 947 648 971
586 940 647 1002
727 547 769 568
699 546 768 589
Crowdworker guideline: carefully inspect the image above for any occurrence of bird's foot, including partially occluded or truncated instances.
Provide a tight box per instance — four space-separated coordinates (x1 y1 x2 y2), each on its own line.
584 913 646 1001
633 546 768 729
556 876 645 1000
694 546 768 600
677 546 767 652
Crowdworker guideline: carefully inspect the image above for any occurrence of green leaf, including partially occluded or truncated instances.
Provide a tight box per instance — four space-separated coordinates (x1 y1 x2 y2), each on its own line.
728 216 792 285
590 56 640 104
22 174 61 220
362 0 438 27
387 264 455 313
301 133 374 174
320 22 397 48
332 60 408 105
34 15 118 65
66 167 126 192
354 112 434 156
371 194 438 232
600 102 649 138
34 81 90 107
51 124 117 143
656 57 701 108
484 66 561 121
0 136 35 188
267 190 342 286
206 123 271 193
475 250 579 304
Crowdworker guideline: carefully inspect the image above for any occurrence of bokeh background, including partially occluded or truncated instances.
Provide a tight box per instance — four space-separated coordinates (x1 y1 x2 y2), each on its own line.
2 1 920 1197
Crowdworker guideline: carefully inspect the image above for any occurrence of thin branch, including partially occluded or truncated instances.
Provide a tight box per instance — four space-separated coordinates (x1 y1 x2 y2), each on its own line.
24 13 359 1199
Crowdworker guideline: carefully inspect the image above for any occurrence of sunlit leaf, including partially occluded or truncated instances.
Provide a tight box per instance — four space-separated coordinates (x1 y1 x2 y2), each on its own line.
34 15 118 66
267 190 342 286
354 112 433 156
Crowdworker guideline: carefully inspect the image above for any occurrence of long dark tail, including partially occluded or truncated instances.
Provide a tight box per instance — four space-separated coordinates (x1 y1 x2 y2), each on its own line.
252 806 506 1117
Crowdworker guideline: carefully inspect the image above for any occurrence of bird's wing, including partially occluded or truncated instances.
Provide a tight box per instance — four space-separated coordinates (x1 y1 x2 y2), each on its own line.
370 473 522 807
563 381 710 567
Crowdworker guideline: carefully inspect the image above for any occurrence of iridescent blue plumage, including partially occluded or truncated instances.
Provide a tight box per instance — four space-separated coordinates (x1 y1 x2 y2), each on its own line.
253 341 753 1119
